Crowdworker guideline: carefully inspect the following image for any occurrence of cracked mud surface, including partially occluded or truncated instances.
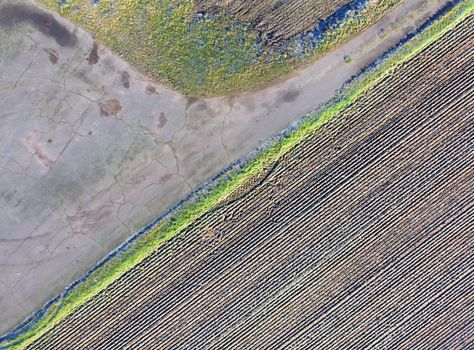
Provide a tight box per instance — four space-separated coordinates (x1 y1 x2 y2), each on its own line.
0 0 451 334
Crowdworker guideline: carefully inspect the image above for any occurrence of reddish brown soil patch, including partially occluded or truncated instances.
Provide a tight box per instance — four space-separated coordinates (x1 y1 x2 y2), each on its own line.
99 99 122 117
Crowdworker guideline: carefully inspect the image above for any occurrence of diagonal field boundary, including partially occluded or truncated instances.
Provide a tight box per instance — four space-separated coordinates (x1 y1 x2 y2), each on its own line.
0 0 472 348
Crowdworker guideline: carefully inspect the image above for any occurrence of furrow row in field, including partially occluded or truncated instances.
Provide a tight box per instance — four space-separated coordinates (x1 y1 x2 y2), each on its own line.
196 0 353 40
92 98 470 350
29 14 474 349
115 32 474 348
188 205 473 349
211 172 473 349
47 18 470 328
376 278 473 350
163 123 473 349
150 74 472 344
218 150 470 340
281 216 473 349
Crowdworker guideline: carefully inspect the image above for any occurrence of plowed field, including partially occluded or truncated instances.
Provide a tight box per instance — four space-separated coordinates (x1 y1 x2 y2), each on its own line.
25 13 473 350
195 0 353 40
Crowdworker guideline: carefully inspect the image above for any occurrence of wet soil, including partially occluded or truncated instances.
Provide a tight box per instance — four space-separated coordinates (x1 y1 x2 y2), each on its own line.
0 2 77 46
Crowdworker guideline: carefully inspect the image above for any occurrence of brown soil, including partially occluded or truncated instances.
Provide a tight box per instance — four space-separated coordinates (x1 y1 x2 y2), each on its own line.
99 99 122 117
44 48 59 64
87 42 99 65
195 0 352 41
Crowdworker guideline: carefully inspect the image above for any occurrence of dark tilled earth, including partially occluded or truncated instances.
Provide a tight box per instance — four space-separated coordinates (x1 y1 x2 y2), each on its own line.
195 0 353 41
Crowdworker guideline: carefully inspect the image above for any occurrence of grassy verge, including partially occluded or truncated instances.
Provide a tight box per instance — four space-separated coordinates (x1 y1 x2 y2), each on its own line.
34 0 402 95
2 1 472 348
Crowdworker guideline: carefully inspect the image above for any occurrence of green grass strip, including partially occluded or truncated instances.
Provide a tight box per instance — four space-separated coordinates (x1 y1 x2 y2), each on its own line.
3 1 473 348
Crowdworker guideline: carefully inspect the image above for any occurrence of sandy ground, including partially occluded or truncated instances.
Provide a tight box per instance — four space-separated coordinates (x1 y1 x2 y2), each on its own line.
0 0 451 334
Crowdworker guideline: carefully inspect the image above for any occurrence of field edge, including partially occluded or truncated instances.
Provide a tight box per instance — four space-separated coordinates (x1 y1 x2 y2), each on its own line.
0 0 472 348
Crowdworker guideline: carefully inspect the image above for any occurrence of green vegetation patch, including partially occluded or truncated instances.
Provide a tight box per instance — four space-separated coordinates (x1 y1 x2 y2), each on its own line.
2 1 473 349
35 0 402 95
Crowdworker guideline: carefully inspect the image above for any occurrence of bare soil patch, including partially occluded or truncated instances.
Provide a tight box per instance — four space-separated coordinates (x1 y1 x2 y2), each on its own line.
99 99 122 117
195 0 352 41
